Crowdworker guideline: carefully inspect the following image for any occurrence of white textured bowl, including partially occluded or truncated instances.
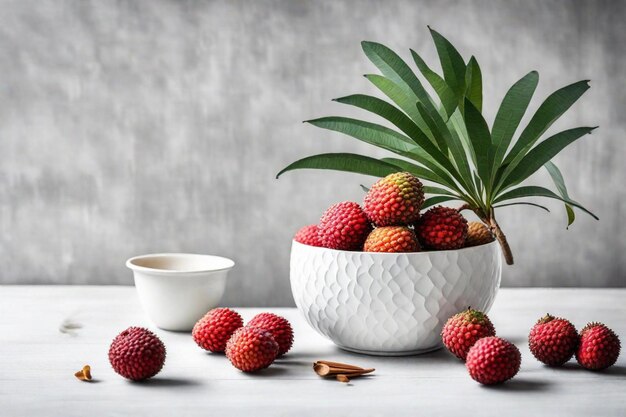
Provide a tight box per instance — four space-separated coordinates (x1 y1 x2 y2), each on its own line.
290 240 502 356
126 253 234 331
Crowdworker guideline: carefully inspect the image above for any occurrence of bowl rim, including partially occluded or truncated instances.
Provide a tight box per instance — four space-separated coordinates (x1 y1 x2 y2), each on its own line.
126 253 235 275
291 238 499 255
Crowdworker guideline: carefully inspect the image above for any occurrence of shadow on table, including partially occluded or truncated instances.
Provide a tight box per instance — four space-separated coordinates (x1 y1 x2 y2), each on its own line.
279 345 456 369
132 377 202 387
603 365 626 376
278 345 455 368
495 335 528 346
559 363 626 376
245 365 291 378
481 378 552 392
338 345 453 364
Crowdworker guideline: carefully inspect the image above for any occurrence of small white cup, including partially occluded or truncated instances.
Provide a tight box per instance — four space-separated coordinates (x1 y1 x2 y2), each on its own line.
126 253 235 331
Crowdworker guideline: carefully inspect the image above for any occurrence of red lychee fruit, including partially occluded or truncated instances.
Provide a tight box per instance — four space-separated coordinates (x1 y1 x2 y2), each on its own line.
247 313 294 356
363 172 424 226
576 322 621 370
528 314 578 366
415 206 468 250
363 226 420 253
192 308 244 353
441 308 496 361
294 224 323 247
318 201 371 251
225 326 279 372
108 327 166 381
466 336 521 385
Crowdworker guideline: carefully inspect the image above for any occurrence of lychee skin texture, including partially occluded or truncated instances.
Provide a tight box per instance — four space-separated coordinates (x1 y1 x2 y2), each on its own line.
465 221 495 247
318 201 372 251
247 313 294 356
415 206 468 250
108 327 166 381
576 323 621 370
466 337 521 385
192 308 244 353
294 224 323 247
363 226 420 253
226 327 279 372
441 308 496 361
528 314 578 366
363 172 425 226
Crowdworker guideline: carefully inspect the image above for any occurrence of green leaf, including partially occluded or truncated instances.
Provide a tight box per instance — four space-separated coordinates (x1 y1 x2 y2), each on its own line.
305 117 462 190
447 109 477 166
473 171 484 198
360 184 370 193
305 116 416 153
503 80 591 167
493 185 598 220
416 103 476 194
361 42 437 114
404 145 464 191
428 27 467 98
491 71 539 170
422 195 459 209
424 185 458 197
493 202 550 212
465 56 482 112
307 117 458 192
333 94 424 146
380 157 449 185
276 153 401 178
414 102 449 153
565 205 576 227
544 161 576 227
500 126 597 190
463 98 493 186
364 74 434 141
410 50 457 117
307 115 464 192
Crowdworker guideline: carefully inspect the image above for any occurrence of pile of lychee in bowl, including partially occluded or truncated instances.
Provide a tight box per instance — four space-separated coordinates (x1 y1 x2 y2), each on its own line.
106 309 293 381
441 307 621 385
289 171 502 356
294 172 493 253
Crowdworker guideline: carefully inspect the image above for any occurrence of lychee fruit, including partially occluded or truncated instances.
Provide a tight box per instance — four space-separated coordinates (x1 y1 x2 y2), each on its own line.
363 226 420 253
247 313 294 356
318 201 371 250
225 326 279 372
528 314 578 366
466 336 521 385
415 206 468 250
108 327 166 381
192 308 244 353
576 322 621 370
363 172 424 226
441 308 496 361
465 221 495 247
294 224 323 247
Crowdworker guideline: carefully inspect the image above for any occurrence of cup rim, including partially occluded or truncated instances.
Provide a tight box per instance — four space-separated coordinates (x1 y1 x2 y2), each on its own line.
126 253 235 275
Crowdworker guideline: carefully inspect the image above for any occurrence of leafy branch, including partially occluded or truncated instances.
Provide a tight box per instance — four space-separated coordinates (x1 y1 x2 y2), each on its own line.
277 27 598 265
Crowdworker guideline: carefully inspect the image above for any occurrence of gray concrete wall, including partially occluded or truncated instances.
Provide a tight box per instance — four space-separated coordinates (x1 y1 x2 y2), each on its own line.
0 0 624 306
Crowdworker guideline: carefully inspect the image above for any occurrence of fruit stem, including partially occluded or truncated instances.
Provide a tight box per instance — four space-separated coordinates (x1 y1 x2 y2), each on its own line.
486 215 514 265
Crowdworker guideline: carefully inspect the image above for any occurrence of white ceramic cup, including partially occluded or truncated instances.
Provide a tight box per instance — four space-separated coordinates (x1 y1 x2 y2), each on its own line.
126 253 235 331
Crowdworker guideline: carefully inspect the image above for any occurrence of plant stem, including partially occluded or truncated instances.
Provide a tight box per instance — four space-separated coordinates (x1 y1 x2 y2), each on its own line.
485 214 514 265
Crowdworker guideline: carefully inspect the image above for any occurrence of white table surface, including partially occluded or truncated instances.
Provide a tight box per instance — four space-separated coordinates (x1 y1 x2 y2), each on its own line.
0 286 624 417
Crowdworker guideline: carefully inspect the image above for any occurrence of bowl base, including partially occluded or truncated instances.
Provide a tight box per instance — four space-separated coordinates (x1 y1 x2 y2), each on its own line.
336 343 443 357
